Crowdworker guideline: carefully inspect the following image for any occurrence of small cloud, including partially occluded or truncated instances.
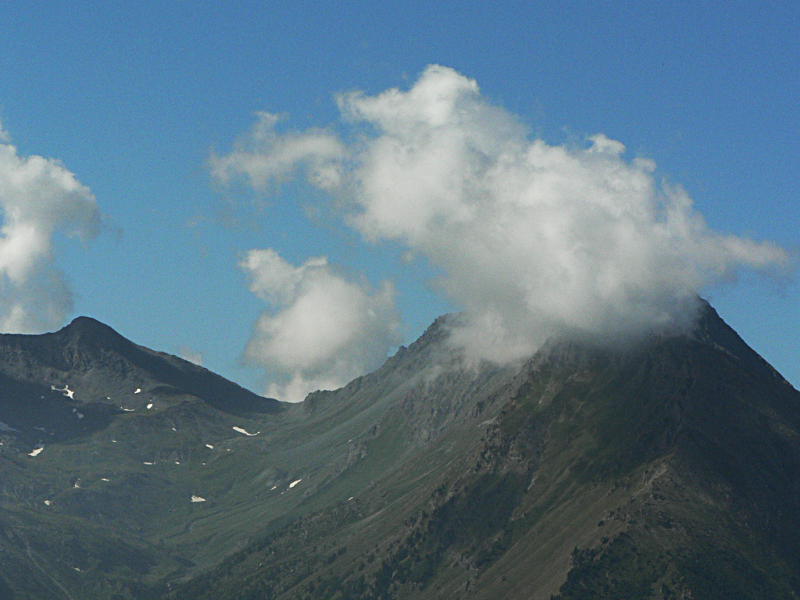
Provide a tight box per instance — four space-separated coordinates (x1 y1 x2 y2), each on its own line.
241 248 401 402
179 346 204 366
209 111 345 192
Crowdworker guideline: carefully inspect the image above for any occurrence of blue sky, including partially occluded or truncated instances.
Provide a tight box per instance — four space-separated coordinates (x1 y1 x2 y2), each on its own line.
0 1 797 396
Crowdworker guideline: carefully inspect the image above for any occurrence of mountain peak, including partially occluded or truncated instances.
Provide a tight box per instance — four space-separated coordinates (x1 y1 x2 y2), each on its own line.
67 315 105 327
56 315 129 350
64 315 118 333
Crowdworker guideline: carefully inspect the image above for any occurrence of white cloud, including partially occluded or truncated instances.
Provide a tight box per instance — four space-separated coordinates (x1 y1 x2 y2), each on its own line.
179 346 204 366
217 65 788 369
241 249 400 402
209 111 344 191
0 125 100 333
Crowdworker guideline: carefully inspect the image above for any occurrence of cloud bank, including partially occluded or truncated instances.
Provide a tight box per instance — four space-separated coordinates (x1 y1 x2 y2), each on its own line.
241 249 400 402
217 65 787 377
0 126 100 333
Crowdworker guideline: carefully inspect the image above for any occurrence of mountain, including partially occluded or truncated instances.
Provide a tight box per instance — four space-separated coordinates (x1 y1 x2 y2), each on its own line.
0 305 799 599
0 317 284 598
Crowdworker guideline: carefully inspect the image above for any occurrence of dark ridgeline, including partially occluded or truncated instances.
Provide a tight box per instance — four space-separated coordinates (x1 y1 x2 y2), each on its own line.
0 316 280 439
0 303 798 599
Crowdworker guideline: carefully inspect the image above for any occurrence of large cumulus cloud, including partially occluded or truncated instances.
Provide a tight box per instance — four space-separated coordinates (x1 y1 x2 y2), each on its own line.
216 65 787 371
0 125 100 333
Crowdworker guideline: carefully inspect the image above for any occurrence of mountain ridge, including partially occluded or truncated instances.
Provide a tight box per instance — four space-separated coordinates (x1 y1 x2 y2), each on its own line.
0 316 281 430
168 301 800 599
0 303 797 599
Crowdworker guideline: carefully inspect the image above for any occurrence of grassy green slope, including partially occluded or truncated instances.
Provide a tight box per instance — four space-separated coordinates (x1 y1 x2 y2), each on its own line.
168 305 800 600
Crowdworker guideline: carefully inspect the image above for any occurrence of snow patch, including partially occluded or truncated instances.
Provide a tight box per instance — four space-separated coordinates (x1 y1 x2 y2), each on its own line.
134 388 141 394
51 384 75 399
146 402 154 410
289 479 302 489
190 495 206 503
204 443 214 449
43 500 52 506
28 447 44 457
121 407 134 412
100 478 110 482
232 426 259 436
143 461 154 465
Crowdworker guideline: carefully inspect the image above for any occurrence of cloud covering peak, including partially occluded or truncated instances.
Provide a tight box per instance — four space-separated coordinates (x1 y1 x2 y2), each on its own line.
217 65 788 374
0 126 100 333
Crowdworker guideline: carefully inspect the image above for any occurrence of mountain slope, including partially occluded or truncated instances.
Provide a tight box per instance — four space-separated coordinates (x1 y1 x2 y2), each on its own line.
0 316 279 434
168 302 800 600
0 317 288 599
0 305 798 599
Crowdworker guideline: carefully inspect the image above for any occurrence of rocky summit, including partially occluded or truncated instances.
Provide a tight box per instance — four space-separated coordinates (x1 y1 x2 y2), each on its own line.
0 303 798 599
